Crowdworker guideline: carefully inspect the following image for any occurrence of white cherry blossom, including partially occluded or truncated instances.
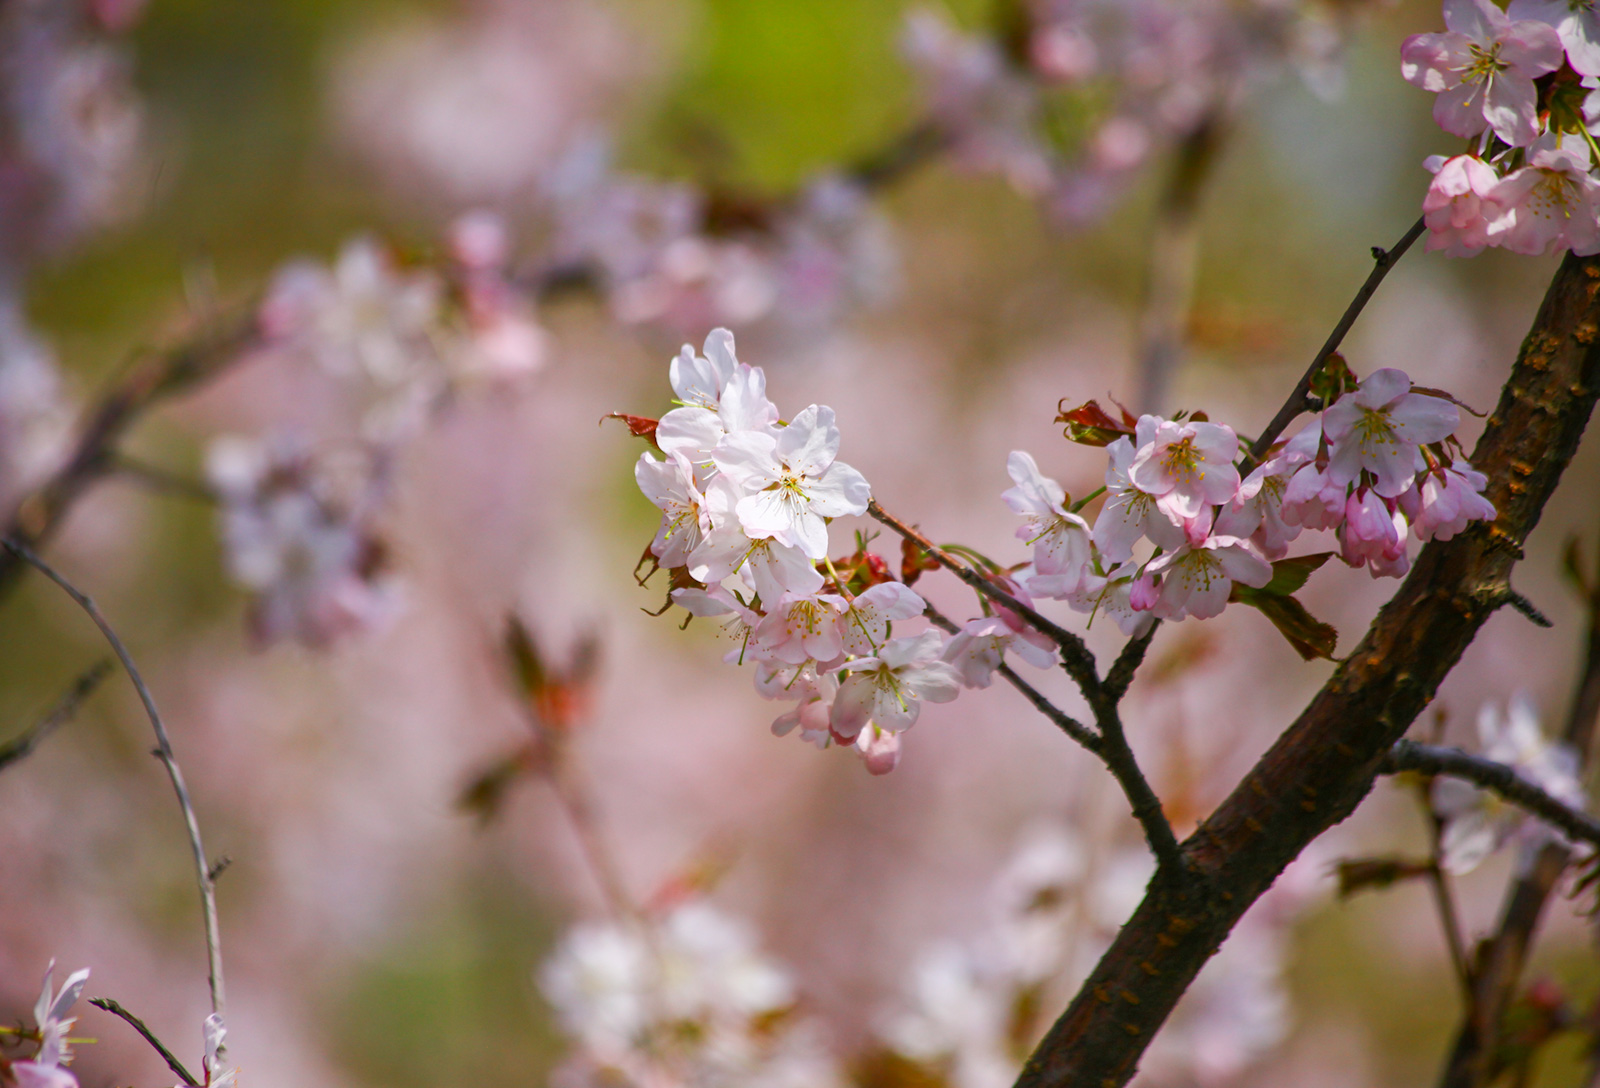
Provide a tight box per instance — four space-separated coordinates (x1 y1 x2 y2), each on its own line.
833 581 926 655
942 613 1059 688
1128 415 1242 526
829 630 962 738
1145 535 1271 621
1001 450 1093 592
1093 435 1187 563
635 449 710 567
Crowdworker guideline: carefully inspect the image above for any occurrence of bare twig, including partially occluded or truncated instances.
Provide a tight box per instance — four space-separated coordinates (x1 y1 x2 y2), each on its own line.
0 660 112 772
108 454 220 505
1245 216 1426 465
5 539 225 1020
88 997 199 1087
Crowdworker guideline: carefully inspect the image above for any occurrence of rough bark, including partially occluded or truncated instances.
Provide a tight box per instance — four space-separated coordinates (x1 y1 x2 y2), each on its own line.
1016 253 1600 1088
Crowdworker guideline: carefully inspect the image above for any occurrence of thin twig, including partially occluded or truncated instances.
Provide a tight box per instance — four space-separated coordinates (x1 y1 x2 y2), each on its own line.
1410 783 1474 999
88 998 199 1087
5 539 225 1020
108 454 220 505
865 500 1101 695
1382 740 1600 852
0 660 112 772
1245 216 1426 465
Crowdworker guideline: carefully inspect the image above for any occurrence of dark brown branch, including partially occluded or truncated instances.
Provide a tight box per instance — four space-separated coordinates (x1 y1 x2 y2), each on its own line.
1094 700 1185 877
1436 505 1600 1087
1382 740 1600 852
1018 250 1600 1088
0 660 111 772
5 539 226 1020
1244 216 1426 465
1104 625 1159 703
88 997 198 1087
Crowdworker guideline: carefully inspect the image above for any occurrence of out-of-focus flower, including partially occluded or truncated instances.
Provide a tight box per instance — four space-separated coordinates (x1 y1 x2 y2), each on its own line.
0 297 71 514
207 434 399 647
1435 694 1585 873
1509 0 1600 78
540 899 840 1088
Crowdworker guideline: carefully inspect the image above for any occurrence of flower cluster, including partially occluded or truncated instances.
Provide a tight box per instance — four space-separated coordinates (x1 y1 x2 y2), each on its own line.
903 2 1360 222
540 898 840 1088
2 962 88 1088
634 329 976 773
545 140 894 336
207 435 399 647
1405 0 1600 257
1025 367 1493 642
1433 693 1586 873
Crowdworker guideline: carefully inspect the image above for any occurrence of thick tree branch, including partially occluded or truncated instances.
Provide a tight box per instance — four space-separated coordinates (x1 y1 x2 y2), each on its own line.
1245 216 1426 465
1381 740 1600 851
5 539 226 1021
1018 250 1600 1088
0 660 111 772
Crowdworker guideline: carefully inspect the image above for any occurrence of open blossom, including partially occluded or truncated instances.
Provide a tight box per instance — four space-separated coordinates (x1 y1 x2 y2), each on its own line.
1484 144 1600 256
1321 368 1460 497
1509 0 1600 77
714 404 871 560
759 658 838 743
8 961 90 1088
1214 427 1317 560
1143 535 1272 621
1065 561 1157 638
833 581 926 655
1422 154 1500 257
755 591 846 665
1435 694 1585 873
1400 0 1563 146
656 339 780 481
1127 416 1241 528
829 630 962 738
1093 435 1187 564
1002 450 1092 593
635 449 709 568
688 478 825 604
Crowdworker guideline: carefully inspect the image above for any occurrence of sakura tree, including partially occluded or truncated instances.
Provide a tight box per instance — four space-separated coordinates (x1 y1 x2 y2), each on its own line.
4 2 1600 1088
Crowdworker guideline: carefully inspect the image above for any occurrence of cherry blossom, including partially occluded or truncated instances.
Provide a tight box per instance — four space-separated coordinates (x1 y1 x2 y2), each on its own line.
1002 450 1093 594
191 1015 236 1088
832 581 926 655
713 404 871 560
1214 428 1317 560
1127 415 1242 528
829 630 962 738
1422 153 1501 257
943 613 1060 688
1092 434 1187 564
1400 0 1563 147
1143 535 1272 621
854 723 904 775
7 962 89 1088
754 592 846 665
1337 488 1411 577
687 479 826 604
1483 143 1600 256
1064 561 1158 638
635 449 710 568
1321 368 1460 497
1509 0 1600 77
1408 460 1497 541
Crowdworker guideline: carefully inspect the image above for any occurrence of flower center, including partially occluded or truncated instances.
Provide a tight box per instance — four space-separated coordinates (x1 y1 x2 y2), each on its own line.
1160 436 1203 481
1463 43 1505 85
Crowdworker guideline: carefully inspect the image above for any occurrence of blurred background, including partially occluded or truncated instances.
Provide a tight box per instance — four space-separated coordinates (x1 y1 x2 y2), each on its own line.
1 0 1598 1085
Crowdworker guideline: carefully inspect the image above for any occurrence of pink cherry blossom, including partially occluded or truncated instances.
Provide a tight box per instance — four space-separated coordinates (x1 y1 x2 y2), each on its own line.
1410 460 1497 541
1001 450 1094 593
1321 369 1459 497
1062 561 1157 638
1484 145 1600 256
1093 435 1188 563
1127 415 1242 525
1144 535 1272 621
1509 0 1600 77
754 591 845 665
855 723 903 775
714 404 872 560
1214 428 1317 560
759 659 839 745
1336 488 1411 578
11 1064 78 1088
942 614 1060 689
1422 153 1501 257
829 631 962 738
635 449 710 568
673 583 764 661
1400 0 1563 147
833 581 926 655
687 477 826 604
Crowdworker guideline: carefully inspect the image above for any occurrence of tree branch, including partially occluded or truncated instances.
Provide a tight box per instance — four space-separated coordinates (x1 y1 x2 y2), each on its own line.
1244 216 1426 465
0 660 111 772
5 539 226 1020
1017 249 1600 1088
88 997 199 1087
1381 740 1600 852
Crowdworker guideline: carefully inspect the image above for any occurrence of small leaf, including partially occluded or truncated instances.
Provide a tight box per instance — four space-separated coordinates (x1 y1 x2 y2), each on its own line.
602 412 661 450
1258 552 1335 597
1054 398 1135 447
1233 590 1338 660
504 615 547 704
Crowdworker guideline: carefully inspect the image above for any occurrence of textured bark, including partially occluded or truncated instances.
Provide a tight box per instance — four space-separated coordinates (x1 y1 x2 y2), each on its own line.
1016 253 1600 1088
